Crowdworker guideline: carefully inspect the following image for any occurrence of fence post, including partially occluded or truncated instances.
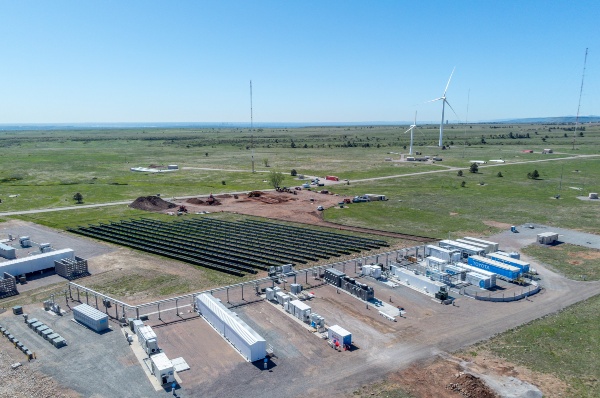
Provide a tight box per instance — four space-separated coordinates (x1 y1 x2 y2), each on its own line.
136 307 140 320
158 303 161 321
95 294 98 309
85 291 89 305
176 299 179 316
242 285 244 301
226 288 229 303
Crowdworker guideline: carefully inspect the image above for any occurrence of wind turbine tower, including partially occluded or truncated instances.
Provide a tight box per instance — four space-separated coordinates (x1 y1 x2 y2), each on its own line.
403 111 418 155
428 68 457 147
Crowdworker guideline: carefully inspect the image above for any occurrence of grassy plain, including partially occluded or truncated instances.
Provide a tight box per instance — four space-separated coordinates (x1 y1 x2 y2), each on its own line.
522 243 600 281
476 293 600 397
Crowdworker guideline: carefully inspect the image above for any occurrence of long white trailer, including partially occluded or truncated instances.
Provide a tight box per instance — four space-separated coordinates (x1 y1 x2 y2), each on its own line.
196 293 266 362
0 249 74 276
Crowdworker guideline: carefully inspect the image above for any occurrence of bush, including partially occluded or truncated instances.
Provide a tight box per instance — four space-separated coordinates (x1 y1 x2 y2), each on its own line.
457 170 463 177
290 169 297 176
469 163 479 173
497 172 503 177
461 181 466 188
221 180 226 185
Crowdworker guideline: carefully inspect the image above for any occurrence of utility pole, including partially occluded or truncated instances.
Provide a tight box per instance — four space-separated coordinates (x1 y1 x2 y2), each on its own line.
250 80 255 173
572 48 588 150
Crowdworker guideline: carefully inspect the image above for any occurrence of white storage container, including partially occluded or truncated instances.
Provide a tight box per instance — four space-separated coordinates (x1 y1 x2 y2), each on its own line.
73 303 109 333
151 352 175 384
196 293 266 362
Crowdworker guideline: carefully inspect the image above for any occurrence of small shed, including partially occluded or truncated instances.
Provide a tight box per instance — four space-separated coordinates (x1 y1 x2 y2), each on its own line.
537 232 559 244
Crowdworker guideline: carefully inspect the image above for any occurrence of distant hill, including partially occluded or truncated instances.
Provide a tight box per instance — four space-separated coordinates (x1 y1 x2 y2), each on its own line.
495 116 600 124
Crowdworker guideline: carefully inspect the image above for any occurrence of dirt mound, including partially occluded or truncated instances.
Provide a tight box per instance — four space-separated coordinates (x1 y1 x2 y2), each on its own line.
217 194 232 199
253 193 296 204
129 196 177 211
248 191 263 198
186 198 205 205
447 373 498 398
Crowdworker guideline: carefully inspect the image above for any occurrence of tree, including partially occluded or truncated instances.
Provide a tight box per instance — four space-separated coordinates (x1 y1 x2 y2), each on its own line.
267 171 285 189
497 172 503 177
469 163 479 173
73 192 83 204
457 170 463 177
290 169 297 176
527 170 540 179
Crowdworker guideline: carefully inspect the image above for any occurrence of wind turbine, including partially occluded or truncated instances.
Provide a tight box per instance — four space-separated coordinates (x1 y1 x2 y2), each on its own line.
428 67 458 147
403 111 418 155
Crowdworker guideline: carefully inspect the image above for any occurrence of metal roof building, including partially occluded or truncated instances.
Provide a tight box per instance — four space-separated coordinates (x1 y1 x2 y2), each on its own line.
0 249 74 276
196 293 266 362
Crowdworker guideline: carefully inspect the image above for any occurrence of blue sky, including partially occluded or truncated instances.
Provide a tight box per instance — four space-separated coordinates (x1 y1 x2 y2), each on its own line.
0 1 598 124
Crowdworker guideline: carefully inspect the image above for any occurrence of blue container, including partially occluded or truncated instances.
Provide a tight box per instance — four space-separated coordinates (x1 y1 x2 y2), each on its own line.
468 255 520 280
487 253 530 273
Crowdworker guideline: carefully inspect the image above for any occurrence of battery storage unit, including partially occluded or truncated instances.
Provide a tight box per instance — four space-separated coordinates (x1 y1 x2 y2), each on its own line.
72 303 109 333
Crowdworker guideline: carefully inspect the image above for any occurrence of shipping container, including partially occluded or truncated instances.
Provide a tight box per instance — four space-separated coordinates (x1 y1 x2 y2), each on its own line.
426 256 447 269
151 352 175 384
508 252 521 260
452 263 497 286
393 267 446 294
425 245 460 263
455 239 491 254
466 272 494 289
439 240 486 259
461 237 499 252
486 253 530 273
328 325 352 346
537 232 559 244
73 303 109 333
468 255 521 280
137 325 160 355
443 264 466 281
196 293 266 362
364 194 387 201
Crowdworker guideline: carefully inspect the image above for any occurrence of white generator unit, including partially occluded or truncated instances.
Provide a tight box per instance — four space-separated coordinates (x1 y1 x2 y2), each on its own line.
370 265 382 279
265 287 275 301
288 299 311 322
361 264 372 276
275 291 290 306
137 325 160 356
150 352 175 385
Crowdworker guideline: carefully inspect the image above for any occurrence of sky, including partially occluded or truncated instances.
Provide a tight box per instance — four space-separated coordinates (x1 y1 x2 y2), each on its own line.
0 1 598 124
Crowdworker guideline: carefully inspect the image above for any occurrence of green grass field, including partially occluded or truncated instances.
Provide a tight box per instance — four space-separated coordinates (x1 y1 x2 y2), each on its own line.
479 293 600 397
522 243 600 281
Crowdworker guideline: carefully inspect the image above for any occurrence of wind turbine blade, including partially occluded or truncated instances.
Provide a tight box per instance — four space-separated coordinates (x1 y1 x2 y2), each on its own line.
444 67 456 95
426 97 444 103
414 111 417 125
445 99 460 119
402 127 413 134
